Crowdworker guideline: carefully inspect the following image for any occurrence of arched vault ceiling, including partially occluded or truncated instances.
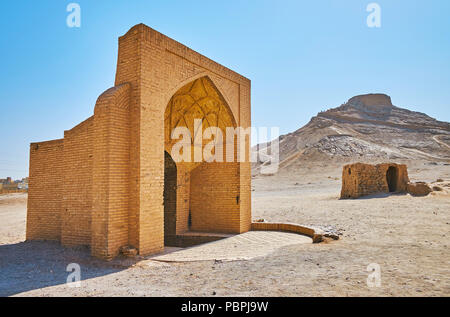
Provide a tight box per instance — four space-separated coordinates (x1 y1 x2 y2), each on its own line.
165 77 236 152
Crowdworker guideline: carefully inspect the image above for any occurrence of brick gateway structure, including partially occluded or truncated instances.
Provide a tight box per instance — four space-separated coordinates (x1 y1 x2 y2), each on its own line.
340 163 409 199
26 24 252 260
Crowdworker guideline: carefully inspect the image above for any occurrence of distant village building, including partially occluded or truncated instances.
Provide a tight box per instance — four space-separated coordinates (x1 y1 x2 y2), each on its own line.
0 177 28 193
340 163 409 199
17 181 28 190
0 177 12 184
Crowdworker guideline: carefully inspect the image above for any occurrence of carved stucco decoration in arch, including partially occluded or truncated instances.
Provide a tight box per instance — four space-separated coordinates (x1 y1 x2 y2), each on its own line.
164 76 237 171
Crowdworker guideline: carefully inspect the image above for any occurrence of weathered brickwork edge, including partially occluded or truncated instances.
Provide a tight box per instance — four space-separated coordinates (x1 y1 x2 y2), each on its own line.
251 222 324 243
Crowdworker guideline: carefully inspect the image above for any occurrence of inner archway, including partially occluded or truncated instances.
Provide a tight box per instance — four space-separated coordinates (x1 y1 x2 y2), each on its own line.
164 151 177 245
386 166 398 192
164 76 241 239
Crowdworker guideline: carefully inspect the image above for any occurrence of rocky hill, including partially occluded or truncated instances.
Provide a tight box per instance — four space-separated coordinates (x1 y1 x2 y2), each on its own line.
254 94 450 173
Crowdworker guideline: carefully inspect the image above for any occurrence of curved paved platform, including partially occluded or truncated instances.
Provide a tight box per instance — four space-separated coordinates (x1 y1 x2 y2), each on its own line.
150 231 312 262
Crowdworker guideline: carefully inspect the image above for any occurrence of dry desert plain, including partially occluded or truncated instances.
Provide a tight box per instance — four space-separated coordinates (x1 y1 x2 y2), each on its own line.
0 160 449 297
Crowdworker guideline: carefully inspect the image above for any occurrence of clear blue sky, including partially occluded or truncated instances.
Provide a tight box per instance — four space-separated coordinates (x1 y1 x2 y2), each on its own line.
1 0 449 179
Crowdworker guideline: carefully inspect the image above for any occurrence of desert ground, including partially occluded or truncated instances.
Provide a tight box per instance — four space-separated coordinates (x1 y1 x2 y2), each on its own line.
0 160 449 297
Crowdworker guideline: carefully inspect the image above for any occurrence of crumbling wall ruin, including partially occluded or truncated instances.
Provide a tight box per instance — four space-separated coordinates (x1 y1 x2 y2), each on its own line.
340 163 409 199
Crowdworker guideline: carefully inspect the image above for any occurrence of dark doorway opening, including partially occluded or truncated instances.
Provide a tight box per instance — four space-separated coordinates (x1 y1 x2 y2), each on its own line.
164 151 177 245
386 166 398 192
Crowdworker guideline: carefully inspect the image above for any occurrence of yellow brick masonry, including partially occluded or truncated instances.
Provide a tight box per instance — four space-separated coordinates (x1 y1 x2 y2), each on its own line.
27 24 252 260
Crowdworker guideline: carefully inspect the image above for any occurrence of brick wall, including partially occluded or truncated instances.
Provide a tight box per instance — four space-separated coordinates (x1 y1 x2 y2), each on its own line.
61 117 94 247
92 84 131 259
115 28 142 252
190 162 240 233
27 139 64 240
175 163 191 234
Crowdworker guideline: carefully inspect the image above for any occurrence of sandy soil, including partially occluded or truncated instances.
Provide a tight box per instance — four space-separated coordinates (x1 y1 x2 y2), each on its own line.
0 194 27 245
0 161 449 297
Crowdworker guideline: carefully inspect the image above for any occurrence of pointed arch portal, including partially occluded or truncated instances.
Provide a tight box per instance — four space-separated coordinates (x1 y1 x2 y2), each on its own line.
163 76 242 246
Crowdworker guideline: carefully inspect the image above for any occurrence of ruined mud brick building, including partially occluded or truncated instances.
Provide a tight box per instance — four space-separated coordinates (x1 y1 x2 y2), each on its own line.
27 24 252 260
340 163 409 199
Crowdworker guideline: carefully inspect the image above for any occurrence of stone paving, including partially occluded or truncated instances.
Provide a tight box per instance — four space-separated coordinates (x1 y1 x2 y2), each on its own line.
149 231 312 262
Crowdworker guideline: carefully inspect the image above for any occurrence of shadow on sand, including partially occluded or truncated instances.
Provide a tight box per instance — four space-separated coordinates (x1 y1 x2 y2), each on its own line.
0 241 133 296
355 192 408 200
